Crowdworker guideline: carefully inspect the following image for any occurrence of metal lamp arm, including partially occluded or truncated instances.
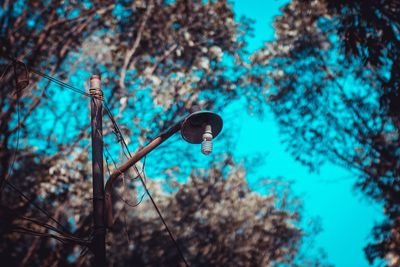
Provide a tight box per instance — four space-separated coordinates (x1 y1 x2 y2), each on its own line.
104 121 183 228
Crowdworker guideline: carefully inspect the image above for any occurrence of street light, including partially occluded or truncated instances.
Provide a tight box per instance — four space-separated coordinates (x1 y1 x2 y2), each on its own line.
181 111 223 155
2 65 224 266
104 110 223 228
89 75 223 266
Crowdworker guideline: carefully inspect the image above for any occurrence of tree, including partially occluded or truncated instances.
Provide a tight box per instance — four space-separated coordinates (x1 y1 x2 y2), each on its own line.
106 161 329 267
250 0 400 264
0 0 327 266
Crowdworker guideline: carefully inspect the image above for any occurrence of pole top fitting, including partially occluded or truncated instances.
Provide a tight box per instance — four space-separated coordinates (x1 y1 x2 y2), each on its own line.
89 75 103 100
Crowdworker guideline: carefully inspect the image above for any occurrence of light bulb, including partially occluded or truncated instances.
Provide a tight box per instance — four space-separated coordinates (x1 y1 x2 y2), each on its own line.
201 125 213 155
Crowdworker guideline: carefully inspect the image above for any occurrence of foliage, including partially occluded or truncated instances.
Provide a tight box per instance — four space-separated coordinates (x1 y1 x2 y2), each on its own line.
250 0 400 264
0 0 328 266
107 162 326 267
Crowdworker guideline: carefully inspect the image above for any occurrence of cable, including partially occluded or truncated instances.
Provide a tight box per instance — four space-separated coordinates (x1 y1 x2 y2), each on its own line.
0 54 91 97
2 53 189 266
11 226 90 246
17 215 90 245
141 167 189 267
132 155 147 183
1 60 70 237
117 192 146 208
11 227 67 244
0 57 94 252
103 135 144 246
0 62 13 83
29 68 91 97
0 70 21 193
5 180 69 233
103 102 124 142
103 102 190 267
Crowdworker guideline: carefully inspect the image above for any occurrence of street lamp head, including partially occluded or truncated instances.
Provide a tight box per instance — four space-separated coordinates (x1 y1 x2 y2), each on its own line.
181 111 223 155
106 110 224 228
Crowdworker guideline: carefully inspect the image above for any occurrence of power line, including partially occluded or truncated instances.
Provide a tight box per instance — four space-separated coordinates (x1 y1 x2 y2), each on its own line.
0 62 13 83
16 215 90 246
0 66 21 193
2 54 190 266
29 68 91 97
0 61 71 238
0 57 92 247
103 101 190 267
103 139 145 206
5 180 69 233
103 138 146 247
104 143 136 244
1 54 90 97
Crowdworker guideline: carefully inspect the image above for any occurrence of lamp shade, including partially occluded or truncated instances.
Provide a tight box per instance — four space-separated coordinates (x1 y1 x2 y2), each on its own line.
181 111 223 144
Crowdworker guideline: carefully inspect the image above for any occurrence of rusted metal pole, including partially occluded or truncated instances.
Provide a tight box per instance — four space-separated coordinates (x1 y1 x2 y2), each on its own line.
104 121 182 228
89 75 106 267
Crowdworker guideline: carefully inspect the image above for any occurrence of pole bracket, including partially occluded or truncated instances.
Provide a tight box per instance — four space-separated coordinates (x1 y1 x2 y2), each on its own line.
89 75 104 100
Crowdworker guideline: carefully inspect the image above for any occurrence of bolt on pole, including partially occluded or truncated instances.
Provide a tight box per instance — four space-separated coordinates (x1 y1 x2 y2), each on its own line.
89 75 106 267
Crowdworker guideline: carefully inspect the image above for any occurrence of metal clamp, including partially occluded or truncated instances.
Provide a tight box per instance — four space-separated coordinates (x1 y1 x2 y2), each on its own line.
89 75 104 100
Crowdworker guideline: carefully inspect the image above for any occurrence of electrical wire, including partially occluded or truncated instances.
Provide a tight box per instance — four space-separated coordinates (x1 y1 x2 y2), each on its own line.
0 59 94 255
17 215 90 246
103 135 144 246
130 154 147 183
0 54 91 97
0 62 13 83
2 54 190 266
137 164 190 267
103 143 145 205
103 102 190 267
22 57 147 238
0 59 94 242
11 226 89 246
0 68 21 193
11 227 68 244
29 68 91 97
5 180 69 233
118 192 146 208
1 61 74 239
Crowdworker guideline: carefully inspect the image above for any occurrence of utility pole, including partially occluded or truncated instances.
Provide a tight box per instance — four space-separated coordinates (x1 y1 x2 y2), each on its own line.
89 75 106 267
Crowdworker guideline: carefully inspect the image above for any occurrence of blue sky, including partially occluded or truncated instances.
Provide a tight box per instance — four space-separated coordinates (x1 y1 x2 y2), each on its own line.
231 0 384 266
16 1 383 265
1 1 386 266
